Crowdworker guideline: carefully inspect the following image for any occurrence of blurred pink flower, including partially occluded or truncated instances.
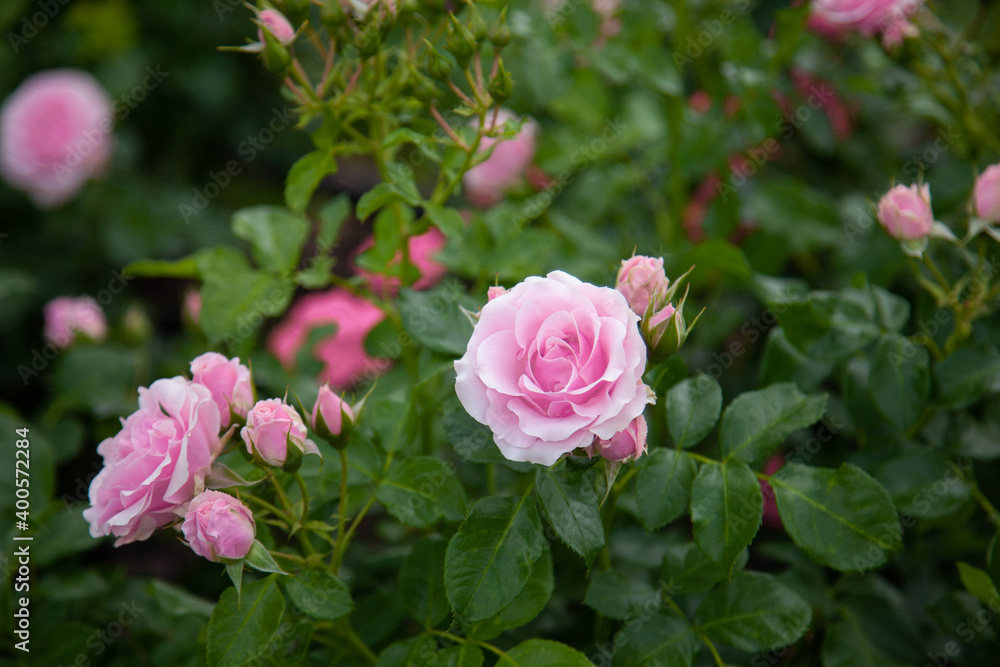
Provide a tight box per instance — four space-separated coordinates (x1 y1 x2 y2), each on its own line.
808 0 922 46
354 228 448 295
877 183 934 240
974 163 1000 223
463 109 538 208
790 68 856 142
760 452 785 529
268 288 388 390
44 295 107 348
257 9 295 44
0 69 114 208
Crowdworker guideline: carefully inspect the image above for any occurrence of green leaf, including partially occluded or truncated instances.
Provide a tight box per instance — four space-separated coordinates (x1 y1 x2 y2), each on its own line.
398 282 478 356
957 561 1000 606
148 580 215 618
377 634 437 667
285 149 337 214
231 205 309 274
376 457 467 528
467 548 554 640
400 538 451 628
694 571 812 653
989 534 1000 594
357 180 419 219
317 194 350 252
281 569 353 620
433 645 484 667
874 450 969 519
611 613 701 667
720 383 827 465
661 542 748 596
934 348 1000 409
206 576 286 667
771 463 901 572
821 614 910 667
666 375 722 448
442 400 532 472
244 540 288 574
869 334 930 431
584 570 657 621
636 449 697 530
690 461 762 576
496 640 593 667
780 293 882 363
445 496 546 622
424 202 467 239
535 465 604 566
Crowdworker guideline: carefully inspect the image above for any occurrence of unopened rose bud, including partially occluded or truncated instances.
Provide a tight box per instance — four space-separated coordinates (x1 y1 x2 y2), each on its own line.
489 60 513 102
320 0 346 30
974 163 1000 223
616 255 669 316
468 9 488 42
261 28 293 75
311 385 355 446
182 491 255 562
241 398 320 471
426 41 453 81
487 285 508 301
592 416 647 461
488 8 511 47
258 9 295 45
876 183 934 241
446 13 477 66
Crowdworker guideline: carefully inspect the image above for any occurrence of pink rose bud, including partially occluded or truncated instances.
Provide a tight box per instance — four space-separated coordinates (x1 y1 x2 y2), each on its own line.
355 228 448 295
487 285 508 301
241 398 320 469
808 0 922 42
616 255 670 316
83 377 222 546
183 289 202 325
268 289 388 391
257 9 295 44
974 163 1000 223
311 385 355 444
44 296 107 348
593 415 648 462
0 69 114 208
463 108 538 208
688 90 713 115
876 183 934 240
759 452 785 530
181 490 255 562
190 352 255 430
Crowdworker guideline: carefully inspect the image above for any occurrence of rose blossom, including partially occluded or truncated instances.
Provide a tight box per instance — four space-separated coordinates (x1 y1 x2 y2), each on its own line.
83 377 222 546
455 271 653 466
241 398 320 467
257 9 295 44
182 490 255 562
0 69 114 208
808 0 922 45
44 295 107 348
876 183 934 240
354 228 448 295
311 385 355 440
592 416 647 461
616 255 670 316
487 285 508 301
974 164 1000 223
268 288 388 390
190 352 254 429
463 109 538 208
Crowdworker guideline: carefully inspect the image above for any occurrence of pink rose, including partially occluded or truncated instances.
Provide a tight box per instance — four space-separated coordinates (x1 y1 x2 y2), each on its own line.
181 490 255 562
592 415 647 461
487 285 508 301
44 295 107 348
760 452 785 529
616 255 669 316
241 398 320 467
455 271 653 466
354 228 448 295
0 69 114 208
183 289 202 325
83 377 222 546
257 9 295 44
311 385 355 441
876 183 934 240
974 163 1000 223
463 109 538 208
808 0 922 43
790 68 854 142
268 288 388 390
190 352 254 430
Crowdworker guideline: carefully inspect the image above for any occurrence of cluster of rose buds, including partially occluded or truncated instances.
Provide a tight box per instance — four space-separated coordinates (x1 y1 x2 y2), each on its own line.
615 256 700 362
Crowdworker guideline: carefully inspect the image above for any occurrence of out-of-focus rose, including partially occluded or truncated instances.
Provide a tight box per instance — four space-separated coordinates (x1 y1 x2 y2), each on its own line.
181 490 255 562
268 289 388 390
974 163 1000 223
190 352 254 430
876 183 934 240
241 398 319 467
257 9 295 44
311 385 355 443
487 285 508 301
463 109 538 208
183 289 202 325
616 256 670 316
790 68 855 142
760 452 785 529
355 228 448 295
808 0 922 46
44 295 107 348
592 415 647 461
83 377 222 546
0 69 114 208
455 271 653 466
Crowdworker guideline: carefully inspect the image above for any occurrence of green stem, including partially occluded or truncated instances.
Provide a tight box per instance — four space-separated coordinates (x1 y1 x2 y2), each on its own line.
294 472 311 528
337 618 378 665
268 469 316 556
948 461 1000 529
427 630 507 659
331 448 350 571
